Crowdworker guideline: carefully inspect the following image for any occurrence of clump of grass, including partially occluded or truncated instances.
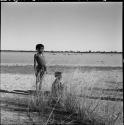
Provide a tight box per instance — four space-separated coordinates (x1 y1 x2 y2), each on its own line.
62 93 79 114
61 93 103 125
26 69 123 125
62 93 123 125
26 89 122 125
26 91 50 124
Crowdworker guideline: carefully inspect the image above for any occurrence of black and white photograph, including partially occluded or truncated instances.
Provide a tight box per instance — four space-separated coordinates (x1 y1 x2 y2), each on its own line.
0 2 123 125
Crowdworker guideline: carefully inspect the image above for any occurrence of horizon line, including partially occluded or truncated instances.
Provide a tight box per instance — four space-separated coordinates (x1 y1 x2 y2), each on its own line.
0 49 122 53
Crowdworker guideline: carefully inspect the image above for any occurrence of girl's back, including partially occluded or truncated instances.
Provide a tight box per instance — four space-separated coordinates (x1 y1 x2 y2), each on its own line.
51 79 63 98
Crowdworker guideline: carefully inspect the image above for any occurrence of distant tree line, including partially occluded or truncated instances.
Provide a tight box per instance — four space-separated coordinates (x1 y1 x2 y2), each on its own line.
1 0 122 2
47 50 122 54
0 0 112 2
0 50 122 54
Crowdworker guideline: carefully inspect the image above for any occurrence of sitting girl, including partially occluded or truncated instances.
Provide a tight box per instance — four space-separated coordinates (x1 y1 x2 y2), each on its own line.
51 72 64 101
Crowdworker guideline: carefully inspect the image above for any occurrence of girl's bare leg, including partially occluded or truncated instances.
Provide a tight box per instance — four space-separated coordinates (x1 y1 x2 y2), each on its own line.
36 76 38 91
39 77 42 91
36 72 40 93
39 72 45 91
36 76 39 105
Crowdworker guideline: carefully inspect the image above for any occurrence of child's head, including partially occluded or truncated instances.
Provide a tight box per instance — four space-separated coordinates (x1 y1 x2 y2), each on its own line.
54 71 62 80
36 44 44 53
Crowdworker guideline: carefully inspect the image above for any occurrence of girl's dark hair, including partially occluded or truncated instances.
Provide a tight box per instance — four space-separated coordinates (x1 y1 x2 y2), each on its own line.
55 72 62 77
36 44 44 50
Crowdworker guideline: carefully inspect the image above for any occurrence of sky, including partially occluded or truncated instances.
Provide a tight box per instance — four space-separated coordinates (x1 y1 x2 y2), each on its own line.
1 2 122 51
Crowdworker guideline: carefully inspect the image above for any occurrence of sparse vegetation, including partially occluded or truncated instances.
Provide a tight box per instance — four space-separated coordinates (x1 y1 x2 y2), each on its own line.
26 80 123 125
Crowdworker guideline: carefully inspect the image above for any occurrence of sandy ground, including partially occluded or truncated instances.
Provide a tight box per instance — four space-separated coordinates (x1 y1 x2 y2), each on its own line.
1 67 122 91
1 109 30 125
